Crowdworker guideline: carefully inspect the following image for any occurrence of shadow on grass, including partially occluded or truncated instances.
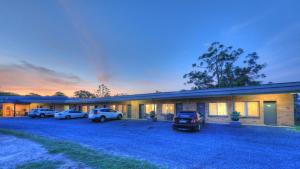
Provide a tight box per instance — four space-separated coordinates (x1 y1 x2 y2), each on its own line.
0 128 160 169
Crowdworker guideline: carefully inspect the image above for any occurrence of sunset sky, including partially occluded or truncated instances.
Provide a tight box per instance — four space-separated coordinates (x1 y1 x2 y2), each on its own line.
0 0 300 96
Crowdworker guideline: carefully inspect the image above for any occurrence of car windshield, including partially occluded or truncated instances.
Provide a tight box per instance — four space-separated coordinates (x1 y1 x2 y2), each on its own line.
177 111 196 118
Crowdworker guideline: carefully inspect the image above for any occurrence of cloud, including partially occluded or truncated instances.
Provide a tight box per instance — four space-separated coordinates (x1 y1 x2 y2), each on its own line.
57 0 111 83
257 23 300 82
0 61 94 96
227 10 271 35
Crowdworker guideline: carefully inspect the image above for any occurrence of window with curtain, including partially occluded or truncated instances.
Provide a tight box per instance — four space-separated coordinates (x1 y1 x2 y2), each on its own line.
235 102 246 116
145 104 156 114
247 102 259 117
162 104 175 114
110 105 116 110
234 101 259 117
209 103 227 116
117 105 123 112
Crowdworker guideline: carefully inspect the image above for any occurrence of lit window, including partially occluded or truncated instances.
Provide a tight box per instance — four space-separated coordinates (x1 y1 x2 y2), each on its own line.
110 105 116 110
123 105 127 113
64 105 69 110
118 105 123 112
209 103 227 116
145 104 156 114
235 102 246 116
247 102 259 117
209 103 218 116
234 102 259 117
162 104 175 114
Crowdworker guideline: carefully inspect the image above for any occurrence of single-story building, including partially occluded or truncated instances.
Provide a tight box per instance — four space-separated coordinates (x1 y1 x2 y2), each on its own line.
1 82 300 126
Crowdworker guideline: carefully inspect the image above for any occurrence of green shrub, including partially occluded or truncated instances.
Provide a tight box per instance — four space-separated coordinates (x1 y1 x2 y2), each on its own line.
231 111 240 121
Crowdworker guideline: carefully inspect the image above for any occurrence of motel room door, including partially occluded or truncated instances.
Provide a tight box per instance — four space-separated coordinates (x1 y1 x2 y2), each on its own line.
139 104 145 119
175 103 183 115
197 103 206 123
127 104 132 119
264 102 277 125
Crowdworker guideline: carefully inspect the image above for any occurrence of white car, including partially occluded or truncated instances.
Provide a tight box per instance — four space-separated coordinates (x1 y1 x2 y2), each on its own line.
88 108 123 122
28 108 57 118
54 110 88 119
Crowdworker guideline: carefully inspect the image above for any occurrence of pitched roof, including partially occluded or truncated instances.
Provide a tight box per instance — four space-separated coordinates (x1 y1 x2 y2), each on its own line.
1 82 300 104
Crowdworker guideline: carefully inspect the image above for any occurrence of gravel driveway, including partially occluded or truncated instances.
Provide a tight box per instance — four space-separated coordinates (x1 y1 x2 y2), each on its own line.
1 117 300 169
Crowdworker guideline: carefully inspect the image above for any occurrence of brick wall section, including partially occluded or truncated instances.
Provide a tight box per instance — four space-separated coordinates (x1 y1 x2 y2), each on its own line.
122 94 294 126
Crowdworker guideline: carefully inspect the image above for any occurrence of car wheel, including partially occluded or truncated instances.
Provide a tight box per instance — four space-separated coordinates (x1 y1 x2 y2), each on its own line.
117 114 122 120
40 114 45 118
99 116 106 123
66 115 71 119
83 114 88 118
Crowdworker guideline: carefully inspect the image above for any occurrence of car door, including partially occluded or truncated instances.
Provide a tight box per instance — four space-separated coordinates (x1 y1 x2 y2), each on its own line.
73 111 81 118
75 111 83 118
107 109 116 118
43 109 49 115
101 108 110 118
67 110 73 118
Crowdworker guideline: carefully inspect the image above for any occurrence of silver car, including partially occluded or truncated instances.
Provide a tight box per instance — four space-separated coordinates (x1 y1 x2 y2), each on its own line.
28 108 57 118
54 110 88 119
88 108 123 122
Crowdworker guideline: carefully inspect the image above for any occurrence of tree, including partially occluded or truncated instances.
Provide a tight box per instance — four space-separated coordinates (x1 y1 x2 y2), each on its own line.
95 84 111 97
74 90 95 98
26 93 41 96
183 42 266 89
53 91 66 97
0 91 20 96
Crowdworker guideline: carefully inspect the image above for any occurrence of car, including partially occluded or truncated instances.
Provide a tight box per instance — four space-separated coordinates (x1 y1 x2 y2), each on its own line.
88 108 123 122
172 111 204 131
28 108 57 118
54 110 88 119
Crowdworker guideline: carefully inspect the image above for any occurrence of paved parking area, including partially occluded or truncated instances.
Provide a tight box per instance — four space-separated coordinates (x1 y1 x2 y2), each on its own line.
0 117 300 169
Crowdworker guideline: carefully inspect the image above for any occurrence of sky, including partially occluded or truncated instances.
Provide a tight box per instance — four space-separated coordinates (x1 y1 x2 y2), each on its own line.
0 0 300 96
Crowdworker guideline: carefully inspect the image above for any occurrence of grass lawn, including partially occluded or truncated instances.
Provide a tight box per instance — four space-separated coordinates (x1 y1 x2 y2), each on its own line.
16 160 63 169
0 128 160 169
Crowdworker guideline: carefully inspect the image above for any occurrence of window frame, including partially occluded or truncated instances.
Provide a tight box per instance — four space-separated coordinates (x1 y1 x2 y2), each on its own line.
235 101 260 118
161 103 175 115
145 104 157 114
208 102 228 117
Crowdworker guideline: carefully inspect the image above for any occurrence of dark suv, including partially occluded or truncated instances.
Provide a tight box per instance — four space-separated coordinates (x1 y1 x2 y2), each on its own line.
172 111 204 131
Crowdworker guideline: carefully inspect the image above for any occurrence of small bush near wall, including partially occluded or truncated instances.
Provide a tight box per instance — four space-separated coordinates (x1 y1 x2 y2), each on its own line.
231 111 240 121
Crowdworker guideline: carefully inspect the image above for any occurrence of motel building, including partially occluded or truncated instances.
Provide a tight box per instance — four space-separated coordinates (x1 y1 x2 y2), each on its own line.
0 82 300 126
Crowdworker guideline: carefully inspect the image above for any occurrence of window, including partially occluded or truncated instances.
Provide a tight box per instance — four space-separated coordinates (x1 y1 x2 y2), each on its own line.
234 102 259 117
235 102 246 116
162 104 175 114
247 102 259 117
110 105 116 110
117 105 123 112
209 103 227 116
145 104 156 114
